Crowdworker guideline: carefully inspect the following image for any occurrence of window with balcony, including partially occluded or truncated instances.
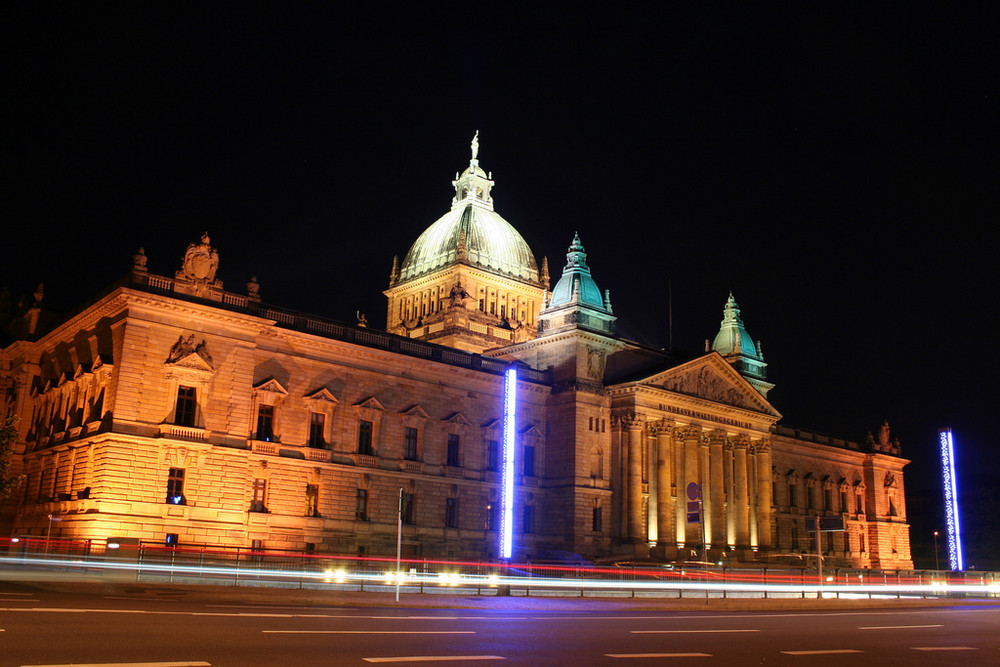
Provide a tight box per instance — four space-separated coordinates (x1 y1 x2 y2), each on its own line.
308 412 325 448
255 405 275 441
486 440 499 472
523 445 536 477
175 386 197 427
446 434 460 467
403 427 418 461
358 420 374 455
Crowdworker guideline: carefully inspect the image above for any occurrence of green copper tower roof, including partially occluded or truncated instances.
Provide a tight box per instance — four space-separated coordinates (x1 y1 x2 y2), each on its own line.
547 232 607 310
396 133 540 285
711 293 767 381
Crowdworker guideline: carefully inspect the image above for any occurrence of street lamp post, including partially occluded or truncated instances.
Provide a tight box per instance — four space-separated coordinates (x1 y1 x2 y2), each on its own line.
933 530 940 571
46 514 62 554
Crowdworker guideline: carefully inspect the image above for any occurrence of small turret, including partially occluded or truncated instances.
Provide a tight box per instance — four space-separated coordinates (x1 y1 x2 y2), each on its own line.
711 293 773 396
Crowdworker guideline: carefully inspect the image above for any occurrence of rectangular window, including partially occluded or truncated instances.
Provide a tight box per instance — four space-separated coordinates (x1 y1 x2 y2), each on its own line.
308 412 325 448
403 427 418 461
256 405 274 441
250 478 267 512
522 505 535 534
523 445 536 476
856 493 864 515
175 386 197 427
486 440 500 472
841 490 849 512
445 497 458 528
446 434 460 467
355 488 369 521
305 484 319 518
824 488 833 512
486 502 500 531
601 419 606 433
166 468 186 505
358 420 374 455
402 493 415 525
592 507 603 532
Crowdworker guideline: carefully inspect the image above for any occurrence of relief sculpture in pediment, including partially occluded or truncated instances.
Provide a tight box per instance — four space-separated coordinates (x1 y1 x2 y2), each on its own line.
661 366 755 410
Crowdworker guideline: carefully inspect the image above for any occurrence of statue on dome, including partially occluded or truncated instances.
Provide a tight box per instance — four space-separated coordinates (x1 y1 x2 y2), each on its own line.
471 131 479 160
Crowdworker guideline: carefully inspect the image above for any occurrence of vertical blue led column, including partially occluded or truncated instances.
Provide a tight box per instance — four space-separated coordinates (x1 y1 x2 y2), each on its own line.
500 367 517 559
938 428 963 571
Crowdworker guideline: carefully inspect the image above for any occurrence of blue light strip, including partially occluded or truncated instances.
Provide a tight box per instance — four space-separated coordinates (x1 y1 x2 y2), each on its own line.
500 367 517 559
938 429 963 571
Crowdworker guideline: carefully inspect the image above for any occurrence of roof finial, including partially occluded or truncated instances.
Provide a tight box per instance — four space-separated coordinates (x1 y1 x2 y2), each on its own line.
471 130 480 160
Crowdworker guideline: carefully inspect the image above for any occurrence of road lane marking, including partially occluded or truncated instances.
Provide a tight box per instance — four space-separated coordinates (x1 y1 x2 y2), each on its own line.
363 657 504 663
912 646 978 651
264 630 475 634
860 624 943 630
631 629 759 634
606 653 711 659
27 662 212 667
206 604 360 610
781 650 863 655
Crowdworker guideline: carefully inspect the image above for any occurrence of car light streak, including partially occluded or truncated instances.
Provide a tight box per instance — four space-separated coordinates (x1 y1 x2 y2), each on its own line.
1 554 997 597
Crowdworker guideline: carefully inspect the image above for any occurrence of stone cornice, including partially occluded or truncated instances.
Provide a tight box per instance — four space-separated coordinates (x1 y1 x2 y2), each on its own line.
610 383 779 429
487 328 632 357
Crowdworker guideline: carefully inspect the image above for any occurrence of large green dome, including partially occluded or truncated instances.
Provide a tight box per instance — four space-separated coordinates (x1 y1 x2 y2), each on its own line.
396 141 539 285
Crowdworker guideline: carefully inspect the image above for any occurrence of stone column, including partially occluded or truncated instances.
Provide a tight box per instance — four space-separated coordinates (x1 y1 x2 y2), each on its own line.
725 440 736 547
655 423 673 548
753 438 773 550
708 431 726 549
646 428 658 544
610 417 625 541
625 413 646 542
674 427 689 546
699 433 711 550
734 436 750 548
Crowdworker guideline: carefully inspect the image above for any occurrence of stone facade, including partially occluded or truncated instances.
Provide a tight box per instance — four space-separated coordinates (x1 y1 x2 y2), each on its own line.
0 143 912 569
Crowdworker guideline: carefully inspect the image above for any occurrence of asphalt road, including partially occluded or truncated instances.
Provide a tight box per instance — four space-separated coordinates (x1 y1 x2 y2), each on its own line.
1 582 998 666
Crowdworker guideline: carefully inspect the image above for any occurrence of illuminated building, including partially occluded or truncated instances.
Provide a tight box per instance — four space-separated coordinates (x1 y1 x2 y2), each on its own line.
0 138 912 568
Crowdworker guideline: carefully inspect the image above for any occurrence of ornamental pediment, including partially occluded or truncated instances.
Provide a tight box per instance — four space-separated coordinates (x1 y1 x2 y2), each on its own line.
444 412 472 427
519 424 543 439
254 377 289 395
641 353 779 416
305 387 339 404
166 334 214 372
401 404 430 419
354 396 386 412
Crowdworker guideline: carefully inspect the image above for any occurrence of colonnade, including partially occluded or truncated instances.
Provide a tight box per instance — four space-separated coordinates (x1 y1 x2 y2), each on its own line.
613 414 773 555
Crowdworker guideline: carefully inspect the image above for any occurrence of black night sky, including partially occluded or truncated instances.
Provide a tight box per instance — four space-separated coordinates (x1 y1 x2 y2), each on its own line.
4 6 998 563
